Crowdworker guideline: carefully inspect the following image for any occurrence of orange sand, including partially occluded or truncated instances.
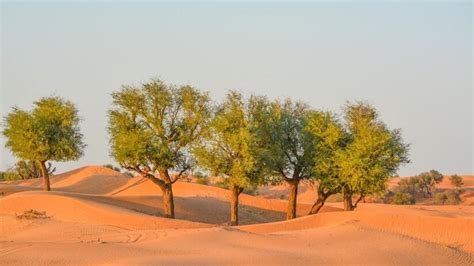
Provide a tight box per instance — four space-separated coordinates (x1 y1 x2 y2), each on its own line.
0 166 472 265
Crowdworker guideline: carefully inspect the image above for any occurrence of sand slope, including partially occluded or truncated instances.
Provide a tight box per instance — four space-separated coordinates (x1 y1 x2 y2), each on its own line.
0 166 473 265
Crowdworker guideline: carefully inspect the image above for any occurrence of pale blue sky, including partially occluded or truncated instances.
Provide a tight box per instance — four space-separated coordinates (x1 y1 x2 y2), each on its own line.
1 2 472 176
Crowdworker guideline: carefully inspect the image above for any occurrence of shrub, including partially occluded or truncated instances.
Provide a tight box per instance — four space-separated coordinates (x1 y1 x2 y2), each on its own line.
103 164 121 172
449 175 463 189
391 192 415 205
398 177 418 195
122 171 135 177
16 209 49 220
434 191 461 205
196 175 208 185
3 171 21 181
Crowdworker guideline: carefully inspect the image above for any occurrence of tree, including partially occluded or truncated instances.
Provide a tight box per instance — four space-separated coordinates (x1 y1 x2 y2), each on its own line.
108 79 211 218
449 174 463 190
3 97 85 191
305 111 345 215
414 170 443 197
194 91 266 225
336 102 410 211
255 99 315 220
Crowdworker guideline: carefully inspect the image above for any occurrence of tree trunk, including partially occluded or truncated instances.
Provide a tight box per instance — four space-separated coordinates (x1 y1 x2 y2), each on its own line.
38 160 50 191
230 186 243 226
343 192 353 211
308 190 330 215
286 180 299 220
162 183 175 218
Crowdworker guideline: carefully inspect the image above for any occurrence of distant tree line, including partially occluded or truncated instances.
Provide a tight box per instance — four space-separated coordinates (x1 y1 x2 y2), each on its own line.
2 78 411 225
393 171 463 205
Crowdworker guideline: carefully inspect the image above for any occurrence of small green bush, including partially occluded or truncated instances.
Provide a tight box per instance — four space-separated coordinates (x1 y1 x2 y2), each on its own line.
434 191 461 205
391 192 415 205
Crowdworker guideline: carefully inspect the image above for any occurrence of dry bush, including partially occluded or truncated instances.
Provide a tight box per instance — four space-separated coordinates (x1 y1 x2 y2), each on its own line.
16 209 49 220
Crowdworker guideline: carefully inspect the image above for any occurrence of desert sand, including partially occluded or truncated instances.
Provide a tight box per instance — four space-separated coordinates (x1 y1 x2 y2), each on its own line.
1 166 473 265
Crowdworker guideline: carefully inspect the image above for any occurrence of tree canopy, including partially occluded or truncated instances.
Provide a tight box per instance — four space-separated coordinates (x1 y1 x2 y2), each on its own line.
254 99 316 219
335 102 410 210
305 111 345 214
108 79 212 218
194 91 267 225
2 96 85 190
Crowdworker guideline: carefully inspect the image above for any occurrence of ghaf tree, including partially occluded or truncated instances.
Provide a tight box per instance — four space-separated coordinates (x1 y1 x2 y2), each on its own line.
3 97 85 191
255 99 315 220
108 79 211 218
305 111 345 215
194 91 266 225
336 102 410 211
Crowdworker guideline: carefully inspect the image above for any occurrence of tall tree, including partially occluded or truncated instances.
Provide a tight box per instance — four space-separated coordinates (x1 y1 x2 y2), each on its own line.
336 102 410 211
108 79 211 218
194 91 266 225
255 99 315 220
305 111 345 215
3 97 85 191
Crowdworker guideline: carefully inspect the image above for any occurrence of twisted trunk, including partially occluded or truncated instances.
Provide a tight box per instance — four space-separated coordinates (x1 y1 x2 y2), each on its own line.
308 189 332 215
230 185 244 226
38 160 50 191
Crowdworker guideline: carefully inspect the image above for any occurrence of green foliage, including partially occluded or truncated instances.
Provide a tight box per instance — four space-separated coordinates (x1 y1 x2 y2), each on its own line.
336 102 410 199
305 111 345 196
449 174 463 189
194 91 266 190
434 191 461 205
3 171 21 181
0 171 5 180
414 170 443 197
3 96 85 163
108 79 211 183
255 98 315 183
391 192 415 205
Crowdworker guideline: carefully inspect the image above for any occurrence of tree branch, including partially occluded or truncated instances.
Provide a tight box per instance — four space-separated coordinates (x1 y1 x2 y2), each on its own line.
171 167 189 184
120 162 166 189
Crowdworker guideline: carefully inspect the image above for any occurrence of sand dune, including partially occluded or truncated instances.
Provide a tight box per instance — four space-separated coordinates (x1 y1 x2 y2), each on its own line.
0 166 473 265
